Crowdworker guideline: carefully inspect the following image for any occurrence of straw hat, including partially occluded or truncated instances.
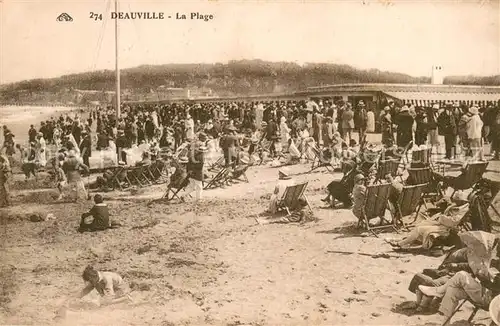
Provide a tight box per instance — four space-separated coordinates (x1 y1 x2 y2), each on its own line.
278 168 291 180
178 156 189 164
432 104 440 110
354 174 365 183
469 106 479 115
489 294 500 326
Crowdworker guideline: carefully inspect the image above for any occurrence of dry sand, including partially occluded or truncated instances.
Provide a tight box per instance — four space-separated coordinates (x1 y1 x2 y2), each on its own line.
0 162 490 326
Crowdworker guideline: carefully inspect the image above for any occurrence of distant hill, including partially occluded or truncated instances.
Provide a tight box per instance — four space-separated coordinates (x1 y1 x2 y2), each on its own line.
1 59 499 103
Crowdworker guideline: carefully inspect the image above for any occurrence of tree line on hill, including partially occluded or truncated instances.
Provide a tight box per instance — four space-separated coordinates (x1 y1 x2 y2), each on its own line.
1 59 499 102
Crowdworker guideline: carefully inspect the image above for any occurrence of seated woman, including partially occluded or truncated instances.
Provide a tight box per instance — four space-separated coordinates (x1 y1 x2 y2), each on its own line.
267 169 295 214
169 156 189 190
78 194 111 233
257 198 315 225
385 202 469 250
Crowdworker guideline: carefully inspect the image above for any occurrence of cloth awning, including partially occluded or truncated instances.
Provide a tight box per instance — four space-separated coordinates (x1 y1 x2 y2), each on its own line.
383 91 500 107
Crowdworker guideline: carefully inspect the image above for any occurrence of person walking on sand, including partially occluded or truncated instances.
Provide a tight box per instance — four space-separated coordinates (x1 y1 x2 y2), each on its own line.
62 150 89 202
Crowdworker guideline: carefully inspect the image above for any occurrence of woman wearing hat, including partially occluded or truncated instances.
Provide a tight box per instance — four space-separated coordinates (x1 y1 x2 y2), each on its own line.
267 168 295 214
35 132 47 167
466 106 484 161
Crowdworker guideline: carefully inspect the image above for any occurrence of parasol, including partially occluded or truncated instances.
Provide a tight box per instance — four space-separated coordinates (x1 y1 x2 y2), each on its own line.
460 231 499 277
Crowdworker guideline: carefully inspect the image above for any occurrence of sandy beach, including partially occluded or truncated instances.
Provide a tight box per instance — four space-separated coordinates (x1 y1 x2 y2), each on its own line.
0 161 491 326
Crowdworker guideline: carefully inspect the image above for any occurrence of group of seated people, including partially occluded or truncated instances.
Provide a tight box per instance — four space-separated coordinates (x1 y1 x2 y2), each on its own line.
404 231 500 325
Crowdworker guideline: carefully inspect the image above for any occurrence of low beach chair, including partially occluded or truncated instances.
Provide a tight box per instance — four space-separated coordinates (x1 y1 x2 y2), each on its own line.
231 164 250 183
203 167 231 190
110 165 129 191
128 165 152 187
309 145 333 173
276 182 312 216
392 183 428 228
408 167 444 221
448 161 489 198
358 183 393 236
374 158 401 183
441 299 492 326
148 174 190 205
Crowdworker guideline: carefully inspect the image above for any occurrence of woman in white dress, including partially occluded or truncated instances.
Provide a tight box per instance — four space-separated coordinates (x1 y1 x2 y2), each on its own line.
366 109 375 133
280 116 291 150
35 133 47 167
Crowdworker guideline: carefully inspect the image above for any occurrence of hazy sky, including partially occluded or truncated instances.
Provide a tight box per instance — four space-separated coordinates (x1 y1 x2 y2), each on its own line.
1 0 499 84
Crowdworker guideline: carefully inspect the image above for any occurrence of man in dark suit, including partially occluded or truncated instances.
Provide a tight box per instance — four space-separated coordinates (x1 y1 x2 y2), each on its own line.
79 130 92 168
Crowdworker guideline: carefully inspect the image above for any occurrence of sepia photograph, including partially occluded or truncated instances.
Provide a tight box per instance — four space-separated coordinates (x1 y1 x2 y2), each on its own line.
1 0 500 325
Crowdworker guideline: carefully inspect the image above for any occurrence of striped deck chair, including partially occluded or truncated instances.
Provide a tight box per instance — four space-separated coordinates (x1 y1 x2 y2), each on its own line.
276 182 312 216
231 164 250 183
393 183 427 227
410 147 432 168
310 145 333 172
203 167 231 190
449 161 489 198
374 158 401 183
358 183 393 236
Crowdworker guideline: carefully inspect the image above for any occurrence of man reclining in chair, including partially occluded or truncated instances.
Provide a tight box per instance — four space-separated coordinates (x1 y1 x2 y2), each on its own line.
418 232 500 325
385 201 469 250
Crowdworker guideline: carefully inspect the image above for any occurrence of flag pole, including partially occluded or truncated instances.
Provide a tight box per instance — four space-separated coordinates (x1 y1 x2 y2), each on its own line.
114 0 121 121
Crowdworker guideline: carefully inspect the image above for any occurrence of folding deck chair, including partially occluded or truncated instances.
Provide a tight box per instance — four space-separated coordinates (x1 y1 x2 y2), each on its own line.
442 299 493 326
110 165 129 191
448 161 489 199
358 183 393 236
374 158 401 183
126 165 152 188
231 164 250 183
408 167 444 221
203 167 231 190
310 145 333 172
276 182 312 216
148 175 190 205
148 160 169 184
392 183 428 227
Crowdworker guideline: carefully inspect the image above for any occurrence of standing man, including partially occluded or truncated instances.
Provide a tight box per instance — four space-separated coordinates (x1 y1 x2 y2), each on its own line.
183 136 206 203
438 105 458 160
355 100 368 145
395 105 414 148
79 130 92 170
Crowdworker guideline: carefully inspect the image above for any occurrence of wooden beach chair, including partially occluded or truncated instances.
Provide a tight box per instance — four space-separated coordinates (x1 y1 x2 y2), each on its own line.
203 167 231 190
310 145 333 173
408 167 444 221
110 165 129 191
392 183 428 228
374 158 401 183
441 299 492 326
148 174 190 205
448 161 489 198
358 183 393 236
231 164 250 183
276 182 312 216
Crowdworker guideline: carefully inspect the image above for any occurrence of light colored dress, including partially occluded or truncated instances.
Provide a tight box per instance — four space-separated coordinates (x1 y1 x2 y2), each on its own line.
268 179 295 214
366 111 375 133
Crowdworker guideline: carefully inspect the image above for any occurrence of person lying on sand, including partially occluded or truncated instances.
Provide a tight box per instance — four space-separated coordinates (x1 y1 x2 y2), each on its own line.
79 194 114 233
75 265 132 306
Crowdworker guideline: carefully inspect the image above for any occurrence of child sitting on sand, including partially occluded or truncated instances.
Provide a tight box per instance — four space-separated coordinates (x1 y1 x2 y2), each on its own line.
76 265 132 305
78 194 111 233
